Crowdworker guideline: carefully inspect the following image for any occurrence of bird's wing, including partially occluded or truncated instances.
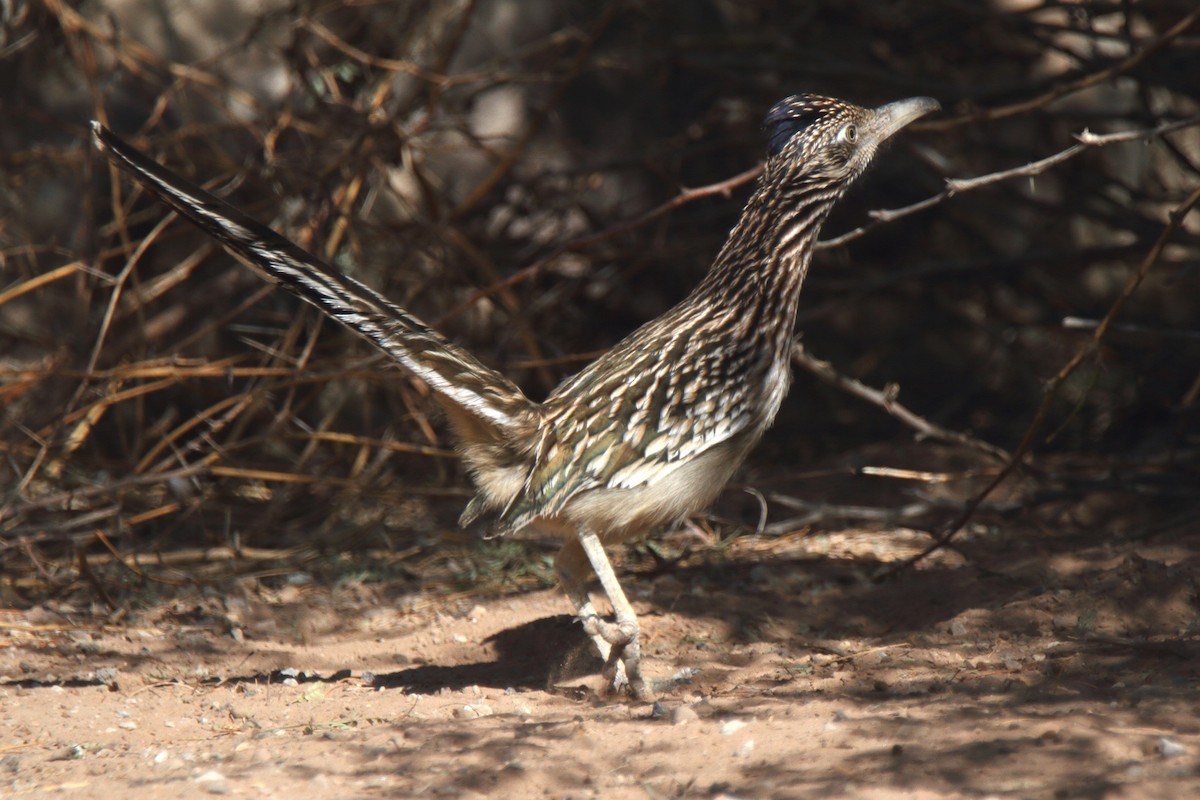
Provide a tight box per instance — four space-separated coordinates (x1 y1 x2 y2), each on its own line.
498 307 773 531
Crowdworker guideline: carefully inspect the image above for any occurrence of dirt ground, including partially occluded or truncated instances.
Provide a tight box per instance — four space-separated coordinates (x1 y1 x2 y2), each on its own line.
3 472 1199 799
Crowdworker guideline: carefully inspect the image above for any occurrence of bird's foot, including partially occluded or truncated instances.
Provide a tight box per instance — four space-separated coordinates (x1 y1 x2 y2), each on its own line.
579 613 652 701
579 613 635 649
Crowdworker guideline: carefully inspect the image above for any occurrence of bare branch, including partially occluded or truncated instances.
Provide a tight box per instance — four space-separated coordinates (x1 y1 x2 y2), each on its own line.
879 180 1200 578
790 343 1011 462
820 114 1200 249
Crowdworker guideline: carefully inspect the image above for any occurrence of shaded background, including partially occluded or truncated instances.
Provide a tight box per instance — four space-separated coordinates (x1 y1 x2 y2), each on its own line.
2 0 1198 599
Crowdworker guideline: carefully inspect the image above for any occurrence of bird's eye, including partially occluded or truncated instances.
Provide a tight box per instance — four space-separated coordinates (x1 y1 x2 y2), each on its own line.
838 123 858 144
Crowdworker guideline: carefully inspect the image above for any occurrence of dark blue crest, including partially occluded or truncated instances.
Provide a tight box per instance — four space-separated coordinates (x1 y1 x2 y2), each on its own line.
763 95 830 158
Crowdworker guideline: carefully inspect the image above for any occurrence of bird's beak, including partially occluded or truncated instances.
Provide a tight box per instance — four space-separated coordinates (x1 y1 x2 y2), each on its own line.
869 97 940 141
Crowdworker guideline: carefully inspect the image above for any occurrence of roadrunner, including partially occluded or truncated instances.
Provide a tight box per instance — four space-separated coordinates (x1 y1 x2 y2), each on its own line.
93 94 938 699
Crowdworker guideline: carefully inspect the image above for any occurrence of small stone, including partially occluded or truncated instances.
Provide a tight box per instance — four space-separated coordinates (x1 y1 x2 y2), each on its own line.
735 739 756 757
720 719 747 736
454 704 493 719
663 667 701 687
51 745 84 761
949 620 968 637
1158 737 1186 758
153 750 169 764
119 721 138 730
1037 730 1062 746
196 769 226 783
670 705 699 726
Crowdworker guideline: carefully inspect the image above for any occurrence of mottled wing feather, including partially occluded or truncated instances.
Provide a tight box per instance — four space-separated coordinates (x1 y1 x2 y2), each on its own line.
499 302 770 530
92 123 535 432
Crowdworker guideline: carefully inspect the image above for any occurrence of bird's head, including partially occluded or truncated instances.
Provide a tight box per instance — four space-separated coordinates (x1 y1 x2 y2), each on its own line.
763 94 939 185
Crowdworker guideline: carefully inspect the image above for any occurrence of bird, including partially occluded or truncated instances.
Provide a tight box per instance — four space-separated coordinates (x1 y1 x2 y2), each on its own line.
92 93 939 700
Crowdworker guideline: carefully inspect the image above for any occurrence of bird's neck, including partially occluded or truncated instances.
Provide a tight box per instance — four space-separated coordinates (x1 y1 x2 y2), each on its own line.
691 177 837 355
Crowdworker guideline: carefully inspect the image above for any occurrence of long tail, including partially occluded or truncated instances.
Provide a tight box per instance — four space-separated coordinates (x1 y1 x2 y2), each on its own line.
92 123 536 433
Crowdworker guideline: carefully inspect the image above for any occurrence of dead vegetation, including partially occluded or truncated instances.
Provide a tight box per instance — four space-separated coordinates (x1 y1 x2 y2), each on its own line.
1 0 1199 782
3 1 1200 795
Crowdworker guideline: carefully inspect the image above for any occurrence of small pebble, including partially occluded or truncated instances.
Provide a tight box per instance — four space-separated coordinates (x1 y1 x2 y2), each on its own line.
663 667 701 687
720 719 747 736
735 739 756 757
454 704 493 719
1158 737 1186 758
670 705 699 726
51 745 84 761
1037 730 1062 746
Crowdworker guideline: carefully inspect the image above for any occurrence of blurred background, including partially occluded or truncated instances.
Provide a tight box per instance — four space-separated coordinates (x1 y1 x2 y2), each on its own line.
1 0 1197 606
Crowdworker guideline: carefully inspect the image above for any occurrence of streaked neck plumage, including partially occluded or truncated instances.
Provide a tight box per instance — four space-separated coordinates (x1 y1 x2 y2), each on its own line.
691 170 840 357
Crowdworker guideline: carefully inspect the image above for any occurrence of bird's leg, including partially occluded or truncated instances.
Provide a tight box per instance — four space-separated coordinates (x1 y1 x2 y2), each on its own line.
554 539 629 693
575 528 651 701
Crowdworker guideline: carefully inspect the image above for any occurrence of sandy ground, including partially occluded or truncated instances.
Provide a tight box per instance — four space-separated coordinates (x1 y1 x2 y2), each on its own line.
4 503 1199 799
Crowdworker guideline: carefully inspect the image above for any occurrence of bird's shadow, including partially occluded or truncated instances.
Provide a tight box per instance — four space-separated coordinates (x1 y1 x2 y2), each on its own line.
371 614 601 693
152 615 604 696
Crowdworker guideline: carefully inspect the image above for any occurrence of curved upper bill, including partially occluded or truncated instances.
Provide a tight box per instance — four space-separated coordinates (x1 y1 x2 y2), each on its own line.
869 97 941 142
